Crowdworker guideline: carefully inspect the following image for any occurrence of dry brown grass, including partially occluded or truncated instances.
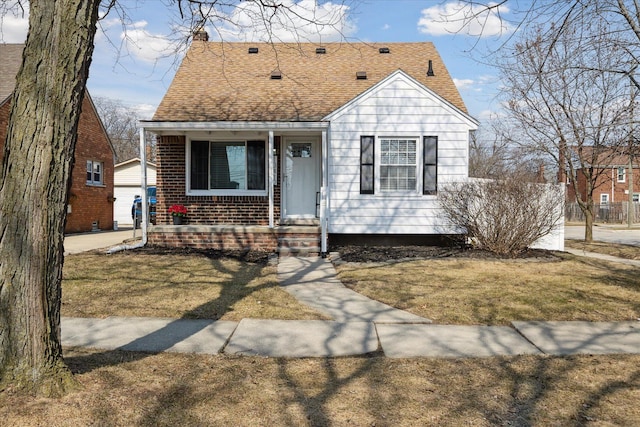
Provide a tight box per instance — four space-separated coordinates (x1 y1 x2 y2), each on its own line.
565 239 640 260
62 251 326 321
3 248 637 424
335 254 640 325
1 349 639 426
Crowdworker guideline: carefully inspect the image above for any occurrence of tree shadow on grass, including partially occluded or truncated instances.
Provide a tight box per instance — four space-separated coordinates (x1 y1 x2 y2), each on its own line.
65 249 277 374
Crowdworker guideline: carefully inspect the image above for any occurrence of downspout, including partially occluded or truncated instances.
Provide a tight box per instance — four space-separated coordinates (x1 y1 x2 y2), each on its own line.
321 129 328 257
107 126 148 253
269 130 274 228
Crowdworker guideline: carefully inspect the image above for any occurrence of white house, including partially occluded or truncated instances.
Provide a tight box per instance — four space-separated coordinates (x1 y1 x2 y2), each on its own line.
141 36 480 254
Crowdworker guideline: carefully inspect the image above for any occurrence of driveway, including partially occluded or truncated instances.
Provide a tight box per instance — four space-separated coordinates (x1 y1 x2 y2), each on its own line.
565 225 640 246
64 228 141 255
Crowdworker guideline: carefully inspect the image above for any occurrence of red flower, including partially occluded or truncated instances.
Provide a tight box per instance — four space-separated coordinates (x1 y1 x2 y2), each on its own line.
168 204 188 216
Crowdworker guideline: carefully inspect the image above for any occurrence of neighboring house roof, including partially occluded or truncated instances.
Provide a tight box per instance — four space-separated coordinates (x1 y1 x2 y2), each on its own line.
153 41 468 122
115 157 157 169
0 44 24 103
571 146 639 168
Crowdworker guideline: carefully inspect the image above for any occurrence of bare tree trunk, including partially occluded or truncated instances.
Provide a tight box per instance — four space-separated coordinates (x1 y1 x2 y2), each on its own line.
0 0 100 397
584 204 594 242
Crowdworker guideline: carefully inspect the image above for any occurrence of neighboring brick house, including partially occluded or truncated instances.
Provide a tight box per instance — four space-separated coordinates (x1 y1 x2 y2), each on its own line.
0 43 116 233
141 34 480 254
564 148 640 205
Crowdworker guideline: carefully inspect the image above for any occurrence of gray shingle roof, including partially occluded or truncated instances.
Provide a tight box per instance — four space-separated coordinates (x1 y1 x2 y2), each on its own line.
0 44 24 102
153 41 469 122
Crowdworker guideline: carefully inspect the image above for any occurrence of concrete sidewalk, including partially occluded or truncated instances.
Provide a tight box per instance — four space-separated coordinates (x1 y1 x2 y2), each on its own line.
60 253 640 359
61 317 640 358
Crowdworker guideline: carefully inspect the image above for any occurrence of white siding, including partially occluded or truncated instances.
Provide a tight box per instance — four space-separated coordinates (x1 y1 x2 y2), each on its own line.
114 160 157 186
326 72 477 235
114 160 157 225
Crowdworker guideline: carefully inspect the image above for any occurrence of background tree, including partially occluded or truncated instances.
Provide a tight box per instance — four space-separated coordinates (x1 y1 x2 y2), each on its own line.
452 0 640 238
497 18 634 242
93 96 155 163
0 0 354 397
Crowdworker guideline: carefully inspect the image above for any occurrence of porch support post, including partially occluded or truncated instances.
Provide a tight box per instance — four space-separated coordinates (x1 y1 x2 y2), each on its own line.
321 129 328 257
139 126 148 245
268 130 275 228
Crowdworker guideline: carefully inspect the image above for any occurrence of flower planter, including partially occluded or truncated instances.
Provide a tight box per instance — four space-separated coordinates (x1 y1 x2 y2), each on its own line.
172 216 184 225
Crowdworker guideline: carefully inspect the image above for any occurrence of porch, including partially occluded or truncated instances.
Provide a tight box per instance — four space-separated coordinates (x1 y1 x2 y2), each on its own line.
148 224 321 256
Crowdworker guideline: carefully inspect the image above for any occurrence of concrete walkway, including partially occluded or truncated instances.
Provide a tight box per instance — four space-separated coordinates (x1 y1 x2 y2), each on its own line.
61 253 640 359
564 248 640 267
64 229 139 255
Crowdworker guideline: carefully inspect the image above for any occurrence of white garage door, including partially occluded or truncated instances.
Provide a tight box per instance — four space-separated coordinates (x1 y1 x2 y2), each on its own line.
114 186 141 226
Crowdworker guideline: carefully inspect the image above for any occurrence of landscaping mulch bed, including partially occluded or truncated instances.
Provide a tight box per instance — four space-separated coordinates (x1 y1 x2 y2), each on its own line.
331 244 558 263
125 245 274 264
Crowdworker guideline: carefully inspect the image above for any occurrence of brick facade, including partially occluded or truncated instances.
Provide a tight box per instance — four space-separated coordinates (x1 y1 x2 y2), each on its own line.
568 166 640 203
0 94 115 233
155 135 281 226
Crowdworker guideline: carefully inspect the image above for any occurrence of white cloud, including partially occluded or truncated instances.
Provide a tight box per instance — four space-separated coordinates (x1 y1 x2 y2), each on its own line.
453 78 475 91
212 0 356 42
132 103 156 120
0 4 29 43
418 1 513 38
120 21 178 63
382 24 390 31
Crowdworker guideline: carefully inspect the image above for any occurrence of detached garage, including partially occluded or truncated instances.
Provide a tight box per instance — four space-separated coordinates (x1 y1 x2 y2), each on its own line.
114 158 156 226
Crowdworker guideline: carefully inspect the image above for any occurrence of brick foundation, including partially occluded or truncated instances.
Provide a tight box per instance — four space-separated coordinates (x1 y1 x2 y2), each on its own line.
148 225 320 253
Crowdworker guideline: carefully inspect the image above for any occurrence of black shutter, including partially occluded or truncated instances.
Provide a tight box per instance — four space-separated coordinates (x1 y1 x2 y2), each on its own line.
423 136 437 195
360 136 375 194
190 141 209 190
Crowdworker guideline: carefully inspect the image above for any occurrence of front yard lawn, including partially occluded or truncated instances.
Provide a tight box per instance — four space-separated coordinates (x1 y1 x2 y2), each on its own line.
62 248 326 321
335 252 640 325
4 246 627 425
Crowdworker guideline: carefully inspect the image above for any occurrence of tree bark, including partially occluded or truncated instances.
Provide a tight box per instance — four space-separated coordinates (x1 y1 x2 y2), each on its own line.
0 0 100 396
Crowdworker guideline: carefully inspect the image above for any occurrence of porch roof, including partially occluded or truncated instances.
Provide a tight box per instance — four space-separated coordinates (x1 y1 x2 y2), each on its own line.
140 120 329 134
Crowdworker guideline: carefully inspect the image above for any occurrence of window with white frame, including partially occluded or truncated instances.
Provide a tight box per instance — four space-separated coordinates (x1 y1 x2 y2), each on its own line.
360 135 437 195
380 138 417 192
600 193 609 205
86 160 103 185
633 193 639 203
617 167 626 183
189 140 266 194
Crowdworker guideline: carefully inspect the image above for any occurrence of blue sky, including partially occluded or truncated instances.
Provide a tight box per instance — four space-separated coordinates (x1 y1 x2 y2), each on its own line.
1 1 515 122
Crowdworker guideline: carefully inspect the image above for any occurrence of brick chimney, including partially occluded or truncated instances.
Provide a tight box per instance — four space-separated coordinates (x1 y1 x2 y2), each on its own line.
193 29 209 41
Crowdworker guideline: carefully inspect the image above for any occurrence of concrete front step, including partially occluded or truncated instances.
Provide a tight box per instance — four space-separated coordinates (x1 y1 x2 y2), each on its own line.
278 247 321 257
278 234 321 257
278 237 320 247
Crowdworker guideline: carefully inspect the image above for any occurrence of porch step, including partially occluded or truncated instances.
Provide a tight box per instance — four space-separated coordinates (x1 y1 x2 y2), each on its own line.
277 235 321 257
278 246 322 257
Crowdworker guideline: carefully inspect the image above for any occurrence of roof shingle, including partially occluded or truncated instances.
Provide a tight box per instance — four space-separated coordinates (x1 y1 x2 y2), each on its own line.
152 41 468 122
0 44 25 102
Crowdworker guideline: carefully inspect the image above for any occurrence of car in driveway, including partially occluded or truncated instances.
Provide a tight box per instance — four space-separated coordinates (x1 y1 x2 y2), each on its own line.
132 186 156 228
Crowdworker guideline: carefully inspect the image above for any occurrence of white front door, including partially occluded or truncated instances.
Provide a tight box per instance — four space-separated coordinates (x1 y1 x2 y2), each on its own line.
283 139 320 218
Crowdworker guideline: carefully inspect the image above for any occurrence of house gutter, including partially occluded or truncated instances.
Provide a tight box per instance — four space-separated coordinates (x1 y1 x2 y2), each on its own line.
107 126 148 254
